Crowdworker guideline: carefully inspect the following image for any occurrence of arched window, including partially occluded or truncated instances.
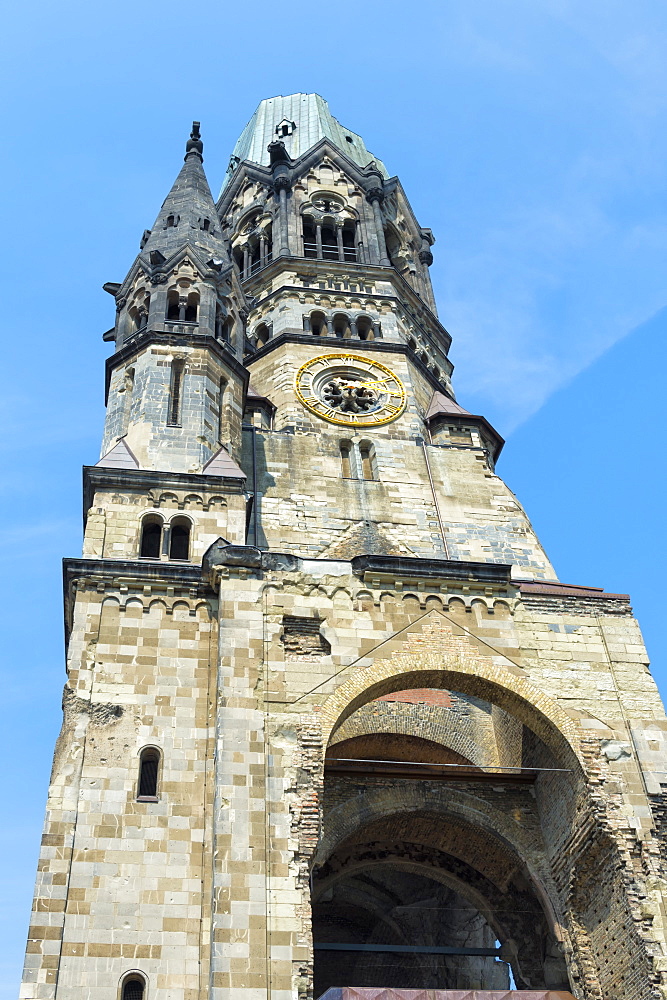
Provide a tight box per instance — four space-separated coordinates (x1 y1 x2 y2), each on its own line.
321 224 338 261
310 311 327 336
166 290 180 321
356 316 374 341
255 323 270 349
342 221 357 261
169 518 191 561
384 226 402 266
167 358 184 426
262 224 273 267
201 218 211 232
217 311 233 343
215 304 224 339
166 215 175 228
184 291 199 322
332 313 351 339
302 217 317 258
359 441 378 482
340 440 352 478
407 337 417 352
137 748 160 801
139 515 162 558
121 976 146 1000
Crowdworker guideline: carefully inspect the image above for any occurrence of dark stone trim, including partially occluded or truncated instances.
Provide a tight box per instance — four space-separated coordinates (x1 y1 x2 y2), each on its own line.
243 268 452 353
351 554 512 585
83 465 247 525
201 542 512 590
246 333 455 402
202 541 301 583
519 581 629 599
104 330 249 403
427 413 504 463
218 138 391 214
325 760 536 784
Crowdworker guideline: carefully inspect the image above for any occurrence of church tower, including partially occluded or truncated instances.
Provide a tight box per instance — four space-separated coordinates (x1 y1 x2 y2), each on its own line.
20 95 667 1000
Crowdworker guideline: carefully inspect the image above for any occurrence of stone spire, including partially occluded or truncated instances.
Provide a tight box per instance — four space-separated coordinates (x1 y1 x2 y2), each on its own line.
142 122 226 260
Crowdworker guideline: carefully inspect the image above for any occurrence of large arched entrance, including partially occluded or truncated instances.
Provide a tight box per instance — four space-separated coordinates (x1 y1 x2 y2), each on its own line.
313 670 577 996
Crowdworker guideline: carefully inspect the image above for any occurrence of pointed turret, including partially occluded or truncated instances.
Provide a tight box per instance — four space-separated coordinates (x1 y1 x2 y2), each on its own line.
142 122 226 261
99 121 249 476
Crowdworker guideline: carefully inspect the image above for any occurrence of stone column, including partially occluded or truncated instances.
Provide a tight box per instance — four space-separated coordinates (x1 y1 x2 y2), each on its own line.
336 223 345 261
354 220 364 263
242 245 249 280
315 222 323 260
260 234 267 267
368 188 390 265
272 173 291 257
350 318 358 339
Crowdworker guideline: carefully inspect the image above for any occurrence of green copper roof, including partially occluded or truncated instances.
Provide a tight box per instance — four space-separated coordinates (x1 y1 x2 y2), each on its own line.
220 93 388 193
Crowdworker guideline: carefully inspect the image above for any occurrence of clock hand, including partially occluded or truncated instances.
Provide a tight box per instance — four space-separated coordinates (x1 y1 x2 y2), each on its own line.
353 378 393 387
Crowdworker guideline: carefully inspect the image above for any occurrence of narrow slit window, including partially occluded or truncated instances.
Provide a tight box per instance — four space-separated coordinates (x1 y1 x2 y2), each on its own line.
122 978 145 1000
168 360 184 426
137 748 160 800
169 520 190 561
359 442 377 481
340 441 352 478
139 517 162 558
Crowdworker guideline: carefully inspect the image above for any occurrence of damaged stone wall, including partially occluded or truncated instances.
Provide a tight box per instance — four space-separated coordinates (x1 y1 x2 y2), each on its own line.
21 581 217 1000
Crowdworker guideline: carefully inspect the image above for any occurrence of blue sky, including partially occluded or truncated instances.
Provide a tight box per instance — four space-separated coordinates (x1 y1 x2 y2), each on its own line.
1 0 666 993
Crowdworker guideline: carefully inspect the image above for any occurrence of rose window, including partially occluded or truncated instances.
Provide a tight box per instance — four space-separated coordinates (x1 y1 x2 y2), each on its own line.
322 378 379 413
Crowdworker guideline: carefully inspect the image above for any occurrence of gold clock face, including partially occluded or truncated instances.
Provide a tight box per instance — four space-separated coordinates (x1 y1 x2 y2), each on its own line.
295 353 407 427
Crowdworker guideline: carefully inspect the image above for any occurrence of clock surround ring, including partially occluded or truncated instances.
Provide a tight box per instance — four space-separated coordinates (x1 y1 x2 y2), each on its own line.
294 353 407 427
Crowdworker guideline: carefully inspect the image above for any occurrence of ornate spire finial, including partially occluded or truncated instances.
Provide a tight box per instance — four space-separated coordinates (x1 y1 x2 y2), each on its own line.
185 121 203 161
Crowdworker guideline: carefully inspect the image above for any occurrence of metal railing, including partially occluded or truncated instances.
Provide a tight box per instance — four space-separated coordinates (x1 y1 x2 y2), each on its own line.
303 242 357 262
248 250 272 275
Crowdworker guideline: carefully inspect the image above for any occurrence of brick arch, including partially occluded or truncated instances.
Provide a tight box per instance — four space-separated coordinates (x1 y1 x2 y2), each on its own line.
328 699 488 767
319 648 582 769
313 840 559 988
314 783 565 938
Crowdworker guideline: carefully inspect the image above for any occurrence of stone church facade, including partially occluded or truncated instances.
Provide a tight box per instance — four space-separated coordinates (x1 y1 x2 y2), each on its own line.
19 94 667 1000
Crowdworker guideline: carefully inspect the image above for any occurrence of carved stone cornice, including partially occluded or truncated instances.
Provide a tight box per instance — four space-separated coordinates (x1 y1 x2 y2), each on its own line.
104 329 249 403
83 465 247 524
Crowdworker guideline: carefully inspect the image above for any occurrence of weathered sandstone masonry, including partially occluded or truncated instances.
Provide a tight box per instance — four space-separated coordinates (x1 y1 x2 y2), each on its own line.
20 95 667 1000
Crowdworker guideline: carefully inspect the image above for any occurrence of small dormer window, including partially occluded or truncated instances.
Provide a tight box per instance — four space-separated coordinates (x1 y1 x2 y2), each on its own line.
275 119 296 138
